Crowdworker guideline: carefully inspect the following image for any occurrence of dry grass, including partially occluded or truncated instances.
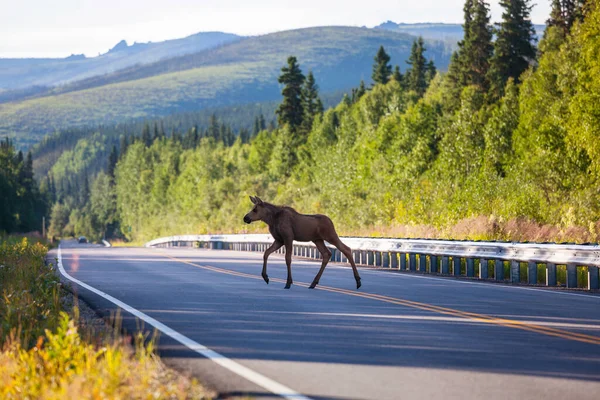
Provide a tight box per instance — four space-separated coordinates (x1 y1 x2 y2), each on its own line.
340 216 600 243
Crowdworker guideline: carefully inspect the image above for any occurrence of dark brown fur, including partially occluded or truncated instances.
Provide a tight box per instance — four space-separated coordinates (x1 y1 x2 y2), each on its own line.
243 196 361 289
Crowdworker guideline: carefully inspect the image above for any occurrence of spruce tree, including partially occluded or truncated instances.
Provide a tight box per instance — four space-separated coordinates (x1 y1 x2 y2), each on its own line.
240 128 250 143
153 123 160 142
488 0 537 98
119 135 129 160
463 0 493 91
301 71 322 132
208 114 220 139
372 46 392 85
425 60 437 85
276 56 305 131
351 80 367 103
107 145 118 180
392 65 403 83
406 37 428 96
253 116 261 136
141 124 151 147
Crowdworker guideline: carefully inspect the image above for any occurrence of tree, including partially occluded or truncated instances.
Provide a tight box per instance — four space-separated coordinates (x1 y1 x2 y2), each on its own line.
425 60 437 85
372 46 392 85
240 128 250 143
463 0 494 91
141 123 152 147
107 144 118 180
301 71 322 132
351 80 367 103
119 135 129 160
208 114 220 139
392 65 403 84
276 56 305 131
488 0 537 98
90 172 116 239
406 37 428 96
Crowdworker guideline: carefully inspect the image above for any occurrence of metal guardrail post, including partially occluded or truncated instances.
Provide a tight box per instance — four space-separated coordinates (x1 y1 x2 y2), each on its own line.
391 252 398 269
441 256 449 274
430 256 438 273
567 264 577 288
453 257 461 276
511 261 520 283
466 258 475 277
418 255 427 272
400 253 407 270
546 263 557 286
409 254 416 271
479 259 488 279
527 262 537 285
495 260 504 281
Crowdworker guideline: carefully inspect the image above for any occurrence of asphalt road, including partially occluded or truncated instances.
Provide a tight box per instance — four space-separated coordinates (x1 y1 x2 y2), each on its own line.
53 240 600 400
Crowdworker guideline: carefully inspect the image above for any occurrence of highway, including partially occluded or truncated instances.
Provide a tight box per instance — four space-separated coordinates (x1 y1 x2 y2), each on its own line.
54 240 600 400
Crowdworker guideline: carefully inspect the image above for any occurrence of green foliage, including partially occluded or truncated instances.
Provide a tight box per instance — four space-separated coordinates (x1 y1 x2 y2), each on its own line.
488 0 537 98
0 237 59 349
372 46 392 85
276 57 305 130
0 139 47 234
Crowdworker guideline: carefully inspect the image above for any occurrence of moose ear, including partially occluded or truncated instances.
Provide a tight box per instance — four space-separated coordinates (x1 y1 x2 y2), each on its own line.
249 196 257 204
254 196 263 204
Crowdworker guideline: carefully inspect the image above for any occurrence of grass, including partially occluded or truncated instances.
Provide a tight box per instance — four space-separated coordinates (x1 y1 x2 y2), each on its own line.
0 236 210 399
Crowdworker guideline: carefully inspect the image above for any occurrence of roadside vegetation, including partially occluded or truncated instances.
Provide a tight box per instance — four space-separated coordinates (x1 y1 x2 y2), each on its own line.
0 235 209 399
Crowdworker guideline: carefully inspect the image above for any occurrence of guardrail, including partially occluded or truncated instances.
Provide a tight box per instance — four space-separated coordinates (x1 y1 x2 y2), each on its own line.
145 234 600 291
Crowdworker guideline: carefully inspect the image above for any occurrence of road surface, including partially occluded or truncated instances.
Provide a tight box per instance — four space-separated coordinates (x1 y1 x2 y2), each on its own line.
53 240 600 400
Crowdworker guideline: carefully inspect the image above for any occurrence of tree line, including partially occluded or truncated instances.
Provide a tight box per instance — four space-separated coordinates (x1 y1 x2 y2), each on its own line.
0 139 47 234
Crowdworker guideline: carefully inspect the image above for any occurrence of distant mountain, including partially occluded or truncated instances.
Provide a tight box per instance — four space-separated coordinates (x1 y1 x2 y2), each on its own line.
1 26 453 149
375 21 546 43
0 32 241 90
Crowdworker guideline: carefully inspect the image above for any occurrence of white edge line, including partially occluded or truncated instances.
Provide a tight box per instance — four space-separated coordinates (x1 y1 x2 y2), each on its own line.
56 245 311 400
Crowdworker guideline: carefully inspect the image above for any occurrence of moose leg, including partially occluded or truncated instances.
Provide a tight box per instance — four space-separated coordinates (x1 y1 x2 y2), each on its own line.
284 241 294 289
330 238 362 289
262 240 282 284
310 240 332 289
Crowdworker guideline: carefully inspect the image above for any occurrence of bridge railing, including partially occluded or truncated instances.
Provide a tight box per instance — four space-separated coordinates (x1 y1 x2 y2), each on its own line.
145 234 600 290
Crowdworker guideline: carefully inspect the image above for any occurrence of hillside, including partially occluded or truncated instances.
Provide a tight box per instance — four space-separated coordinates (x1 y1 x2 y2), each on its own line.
375 21 546 42
1 26 453 149
0 32 240 90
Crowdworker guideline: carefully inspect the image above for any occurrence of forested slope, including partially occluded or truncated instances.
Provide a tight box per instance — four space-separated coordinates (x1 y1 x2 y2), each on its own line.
42 0 600 244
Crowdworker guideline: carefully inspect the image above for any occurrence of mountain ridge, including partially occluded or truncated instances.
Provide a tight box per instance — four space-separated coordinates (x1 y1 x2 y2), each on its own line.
0 26 453 149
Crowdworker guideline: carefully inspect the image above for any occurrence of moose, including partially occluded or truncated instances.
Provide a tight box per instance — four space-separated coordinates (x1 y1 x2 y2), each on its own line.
243 196 362 290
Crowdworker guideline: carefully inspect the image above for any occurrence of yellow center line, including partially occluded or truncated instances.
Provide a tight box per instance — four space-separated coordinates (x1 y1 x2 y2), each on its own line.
158 251 600 346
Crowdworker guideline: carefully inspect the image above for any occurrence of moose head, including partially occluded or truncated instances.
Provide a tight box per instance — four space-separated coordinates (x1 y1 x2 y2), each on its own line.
243 196 267 224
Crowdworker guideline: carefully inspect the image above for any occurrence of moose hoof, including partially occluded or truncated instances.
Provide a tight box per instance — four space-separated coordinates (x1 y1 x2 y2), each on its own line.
284 282 292 289
309 281 318 289
356 278 362 290
262 274 269 284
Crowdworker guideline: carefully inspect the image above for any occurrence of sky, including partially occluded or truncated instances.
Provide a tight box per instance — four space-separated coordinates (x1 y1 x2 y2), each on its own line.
1 0 551 58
